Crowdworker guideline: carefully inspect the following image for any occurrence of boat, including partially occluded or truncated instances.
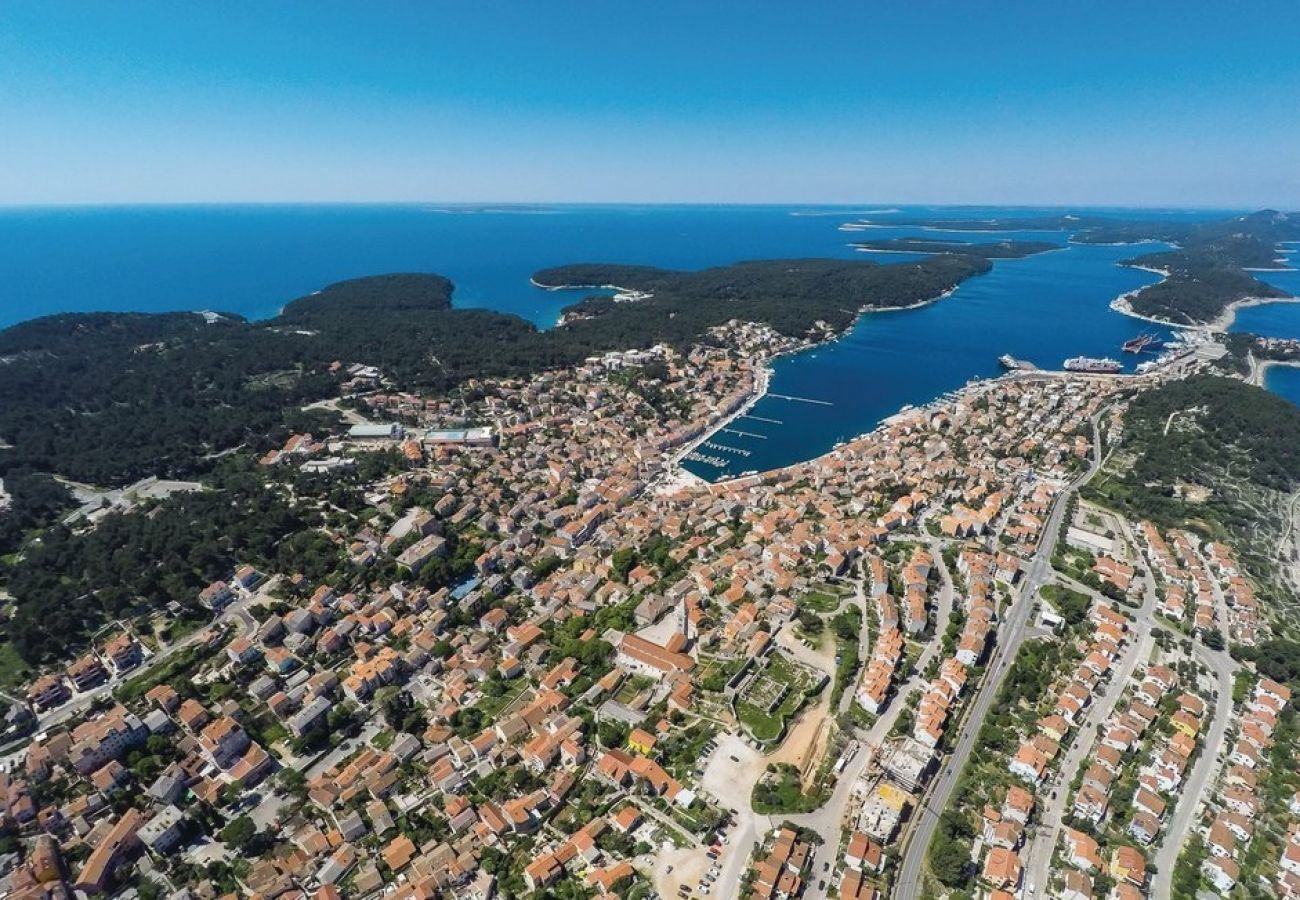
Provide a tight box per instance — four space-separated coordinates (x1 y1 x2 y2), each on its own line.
1063 356 1123 374
1122 332 1164 354
998 354 1037 371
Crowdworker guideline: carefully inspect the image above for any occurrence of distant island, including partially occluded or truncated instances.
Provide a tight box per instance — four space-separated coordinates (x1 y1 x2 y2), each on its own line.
0 257 991 488
852 209 1300 327
847 238 1060 258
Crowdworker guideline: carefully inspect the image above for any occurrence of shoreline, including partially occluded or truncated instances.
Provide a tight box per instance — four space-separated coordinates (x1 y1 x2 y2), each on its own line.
529 278 634 293
1109 244 1300 331
1207 295 1300 332
1251 357 1300 388
666 281 969 488
702 365 1158 495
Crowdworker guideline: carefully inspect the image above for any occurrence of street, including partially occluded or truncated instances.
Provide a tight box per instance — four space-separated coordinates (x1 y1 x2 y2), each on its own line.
894 411 1107 899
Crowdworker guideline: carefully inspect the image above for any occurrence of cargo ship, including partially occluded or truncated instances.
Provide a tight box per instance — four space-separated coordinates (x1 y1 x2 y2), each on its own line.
1121 333 1164 354
1064 356 1123 374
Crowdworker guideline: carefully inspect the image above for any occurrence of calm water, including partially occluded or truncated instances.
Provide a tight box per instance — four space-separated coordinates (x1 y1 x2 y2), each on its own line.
3 203 1291 480
690 237 1173 478
1230 243 1300 406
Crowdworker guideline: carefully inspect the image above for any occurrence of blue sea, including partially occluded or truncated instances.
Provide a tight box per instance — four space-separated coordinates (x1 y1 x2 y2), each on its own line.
2 204 1297 480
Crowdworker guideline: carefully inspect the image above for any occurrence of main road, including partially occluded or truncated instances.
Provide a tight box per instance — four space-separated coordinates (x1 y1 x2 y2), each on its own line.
894 411 1107 899
1148 640 1236 899
1023 516 1157 899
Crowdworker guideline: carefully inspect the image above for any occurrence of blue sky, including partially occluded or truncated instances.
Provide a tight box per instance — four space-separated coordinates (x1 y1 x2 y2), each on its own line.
3 1 1299 206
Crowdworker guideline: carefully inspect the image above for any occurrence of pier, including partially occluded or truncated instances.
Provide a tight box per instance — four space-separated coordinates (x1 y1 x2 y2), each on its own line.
768 392 833 406
742 414 784 425
685 452 728 467
720 428 766 440
702 441 751 457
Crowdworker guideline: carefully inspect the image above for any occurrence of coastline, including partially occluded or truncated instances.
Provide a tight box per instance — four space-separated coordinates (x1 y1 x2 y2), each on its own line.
1108 292 1192 330
1105 289 1300 333
1251 357 1300 388
529 278 634 293
1206 295 1300 332
1107 259 1299 332
1108 245 1300 332
703 364 1163 495
671 281 965 488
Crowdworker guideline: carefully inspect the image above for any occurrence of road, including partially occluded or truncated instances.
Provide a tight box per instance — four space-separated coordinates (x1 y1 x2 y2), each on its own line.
1023 552 1156 899
794 541 956 900
1279 491 1300 597
2 577 273 763
1148 641 1237 900
838 578 872 716
894 412 1107 899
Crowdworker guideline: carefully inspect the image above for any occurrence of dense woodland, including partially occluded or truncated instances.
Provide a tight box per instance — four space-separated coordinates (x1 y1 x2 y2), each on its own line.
1118 215 1297 324
1123 267 1287 325
0 259 989 487
1085 375 1300 547
2 465 315 670
534 255 988 338
0 471 72 555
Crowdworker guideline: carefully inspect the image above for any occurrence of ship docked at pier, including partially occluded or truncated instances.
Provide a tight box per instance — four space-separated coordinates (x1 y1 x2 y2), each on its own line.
1063 355 1123 374
1121 332 1165 354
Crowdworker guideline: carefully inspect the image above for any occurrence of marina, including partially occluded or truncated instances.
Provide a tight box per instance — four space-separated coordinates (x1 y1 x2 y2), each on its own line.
701 441 752 457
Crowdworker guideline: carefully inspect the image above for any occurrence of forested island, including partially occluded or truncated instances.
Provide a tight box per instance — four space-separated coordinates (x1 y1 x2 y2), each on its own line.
853 209 1300 326
847 238 1060 258
0 257 989 488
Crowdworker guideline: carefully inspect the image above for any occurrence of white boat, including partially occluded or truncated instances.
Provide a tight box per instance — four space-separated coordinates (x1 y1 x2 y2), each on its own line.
1063 356 1123 373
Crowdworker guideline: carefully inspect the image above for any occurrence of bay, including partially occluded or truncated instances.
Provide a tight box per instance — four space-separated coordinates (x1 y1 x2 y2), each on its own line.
1 203 1281 481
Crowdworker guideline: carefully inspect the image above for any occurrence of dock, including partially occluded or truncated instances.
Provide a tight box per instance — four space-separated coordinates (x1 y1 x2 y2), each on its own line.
768 393 833 406
720 428 766 440
702 441 751 457
685 452 728 467
742 414 784 425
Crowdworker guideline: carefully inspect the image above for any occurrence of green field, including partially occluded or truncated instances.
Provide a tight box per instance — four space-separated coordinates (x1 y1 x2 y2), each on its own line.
735 653 824 743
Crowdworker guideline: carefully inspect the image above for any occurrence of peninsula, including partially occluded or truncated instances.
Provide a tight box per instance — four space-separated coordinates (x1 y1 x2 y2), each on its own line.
851 209 1300 328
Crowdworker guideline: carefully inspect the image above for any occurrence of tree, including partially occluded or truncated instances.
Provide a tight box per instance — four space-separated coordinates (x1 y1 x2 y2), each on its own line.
598 720 629 749
929 809 974 887
797 610 824 634
219 815 259 854
611 548 637 582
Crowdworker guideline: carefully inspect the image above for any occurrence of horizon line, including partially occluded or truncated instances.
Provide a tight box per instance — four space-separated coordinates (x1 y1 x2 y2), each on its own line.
0 199 1278 213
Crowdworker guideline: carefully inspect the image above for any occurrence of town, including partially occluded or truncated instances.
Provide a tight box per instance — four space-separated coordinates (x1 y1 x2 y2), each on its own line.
0 321 1296 900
